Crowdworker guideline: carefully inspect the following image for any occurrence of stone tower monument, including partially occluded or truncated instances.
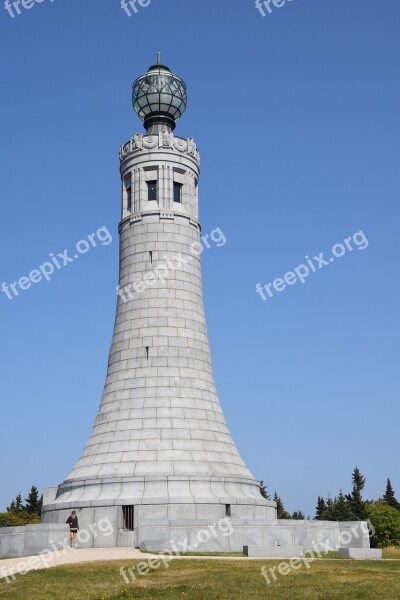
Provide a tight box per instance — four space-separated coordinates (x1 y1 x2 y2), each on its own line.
1 56 375 558
41 54 276 549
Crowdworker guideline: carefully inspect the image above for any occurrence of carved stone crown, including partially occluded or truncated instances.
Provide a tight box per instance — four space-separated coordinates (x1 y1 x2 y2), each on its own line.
119 132 200 167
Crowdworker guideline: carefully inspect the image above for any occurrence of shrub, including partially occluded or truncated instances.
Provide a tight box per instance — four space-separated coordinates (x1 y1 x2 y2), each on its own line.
366 501 400 548
0 511 40 528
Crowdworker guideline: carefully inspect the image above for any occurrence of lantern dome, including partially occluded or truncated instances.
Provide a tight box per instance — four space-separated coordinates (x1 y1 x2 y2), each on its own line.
132 53 187 133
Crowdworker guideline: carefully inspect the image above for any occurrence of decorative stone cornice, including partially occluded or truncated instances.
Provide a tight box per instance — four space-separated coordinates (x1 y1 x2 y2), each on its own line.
119 132 200 167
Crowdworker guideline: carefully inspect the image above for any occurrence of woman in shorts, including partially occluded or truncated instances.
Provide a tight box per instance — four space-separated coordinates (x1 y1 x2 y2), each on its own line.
66 510 79 548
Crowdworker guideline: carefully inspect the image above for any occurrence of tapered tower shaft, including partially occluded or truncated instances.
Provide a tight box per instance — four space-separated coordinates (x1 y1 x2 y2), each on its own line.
41 58 275 548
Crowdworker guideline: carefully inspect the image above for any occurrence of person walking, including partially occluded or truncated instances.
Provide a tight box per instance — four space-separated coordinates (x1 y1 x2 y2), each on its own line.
66 510 79 548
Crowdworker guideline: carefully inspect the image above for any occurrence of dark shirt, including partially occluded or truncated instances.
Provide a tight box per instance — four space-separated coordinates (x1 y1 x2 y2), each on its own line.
66 515 79 530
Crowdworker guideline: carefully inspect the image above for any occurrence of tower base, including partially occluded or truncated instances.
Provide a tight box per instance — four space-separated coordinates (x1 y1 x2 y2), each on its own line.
0 483 374 558
0 516 373 559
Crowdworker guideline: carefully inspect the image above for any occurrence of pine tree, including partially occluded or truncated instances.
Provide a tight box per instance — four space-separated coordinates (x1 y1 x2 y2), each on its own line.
292 510 305 520
326 495 334 520
315 496 328 520
332 490 356 521
16 494 23 512
273 492 291 519
8 494 23 513
25 486 40 515
273 491 283 515
353 466 366 492
259 480 270 500
37 494 43 517
348 466 366 519
383 479 400 510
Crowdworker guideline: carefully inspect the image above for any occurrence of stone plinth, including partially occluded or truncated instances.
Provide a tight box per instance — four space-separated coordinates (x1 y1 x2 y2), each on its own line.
338 548 382 560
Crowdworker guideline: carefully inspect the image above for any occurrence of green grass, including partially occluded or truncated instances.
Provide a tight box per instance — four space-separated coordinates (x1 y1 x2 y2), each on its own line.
1 558 400 599
319 551 347 559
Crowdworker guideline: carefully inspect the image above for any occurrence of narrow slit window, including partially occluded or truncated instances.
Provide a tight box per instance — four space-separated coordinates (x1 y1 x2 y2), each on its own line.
147 181 157 201
225 504 231 517
122 505 134 531
173 182 183 204
124 177 132 213
146 346 149 360
149 251 153 264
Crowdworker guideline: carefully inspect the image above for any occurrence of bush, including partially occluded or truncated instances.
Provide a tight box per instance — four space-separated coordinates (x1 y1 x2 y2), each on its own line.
366 501 400 548
0 511 40 528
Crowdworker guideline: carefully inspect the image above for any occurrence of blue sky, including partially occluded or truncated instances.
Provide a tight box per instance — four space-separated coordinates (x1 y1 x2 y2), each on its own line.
0 0 399 516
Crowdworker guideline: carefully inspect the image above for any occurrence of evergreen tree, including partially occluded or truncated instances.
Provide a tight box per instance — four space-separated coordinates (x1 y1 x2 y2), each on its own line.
292 510 305 520
326 495 334 520
38 494 43 517
352 466 366 494
332 490 356 521
259 480 270 500
7 494 23 514
383 479 400 510
315 496 328 520
273 491 283 515
273 492 291 519
25 486 40 515
15 494 23 512
348 466 366 519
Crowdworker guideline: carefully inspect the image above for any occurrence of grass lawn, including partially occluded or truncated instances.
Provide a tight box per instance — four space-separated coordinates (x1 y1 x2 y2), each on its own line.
1 558 400 600
383 546 400 559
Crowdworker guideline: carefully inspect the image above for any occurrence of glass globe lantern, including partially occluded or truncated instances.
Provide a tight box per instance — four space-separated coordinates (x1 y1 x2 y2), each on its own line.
132 53 187 133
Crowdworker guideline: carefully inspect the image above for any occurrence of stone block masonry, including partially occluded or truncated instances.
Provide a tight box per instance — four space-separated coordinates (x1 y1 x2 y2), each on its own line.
0 58 377 556
40 128 275 545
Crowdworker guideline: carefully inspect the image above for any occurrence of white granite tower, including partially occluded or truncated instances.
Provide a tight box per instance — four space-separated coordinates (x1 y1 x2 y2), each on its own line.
41 55 276 549
1 56 375 558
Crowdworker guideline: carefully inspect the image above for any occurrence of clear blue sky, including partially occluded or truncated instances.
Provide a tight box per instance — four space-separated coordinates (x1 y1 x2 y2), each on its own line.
0 0 399 517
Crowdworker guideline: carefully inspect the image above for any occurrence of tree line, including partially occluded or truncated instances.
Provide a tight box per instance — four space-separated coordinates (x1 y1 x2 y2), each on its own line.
0 486 42 527
260 467 400 548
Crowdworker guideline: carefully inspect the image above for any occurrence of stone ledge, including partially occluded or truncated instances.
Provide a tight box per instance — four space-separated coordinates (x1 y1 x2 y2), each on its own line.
0 524 66 535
